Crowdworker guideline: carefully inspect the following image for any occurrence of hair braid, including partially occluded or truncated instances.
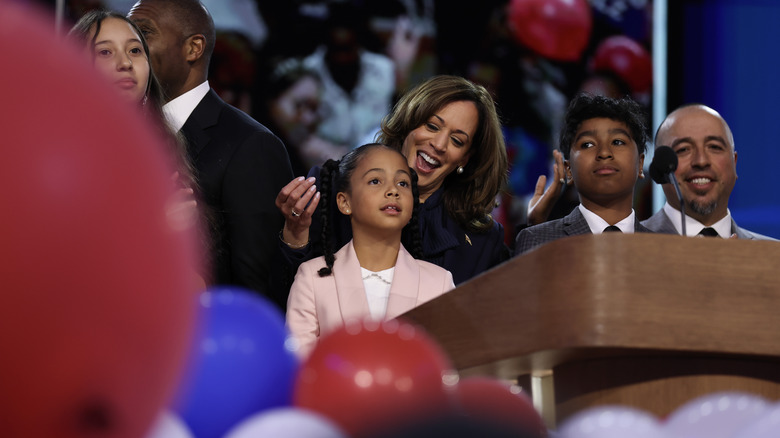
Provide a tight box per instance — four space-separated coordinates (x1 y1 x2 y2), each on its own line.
317 159 340 277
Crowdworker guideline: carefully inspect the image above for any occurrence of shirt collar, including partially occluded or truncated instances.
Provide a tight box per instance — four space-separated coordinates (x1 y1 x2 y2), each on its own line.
578 204 636 234
162 81 210 132
662 202 732 238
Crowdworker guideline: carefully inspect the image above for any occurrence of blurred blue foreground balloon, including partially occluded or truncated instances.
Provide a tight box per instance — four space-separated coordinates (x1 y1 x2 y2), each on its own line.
173 286 299 438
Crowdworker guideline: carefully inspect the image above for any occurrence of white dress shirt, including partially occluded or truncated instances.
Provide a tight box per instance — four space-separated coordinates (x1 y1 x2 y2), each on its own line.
303 47 394 147
361 267 394 320
579 204 636 234
662 202 732 238
163 81 210 132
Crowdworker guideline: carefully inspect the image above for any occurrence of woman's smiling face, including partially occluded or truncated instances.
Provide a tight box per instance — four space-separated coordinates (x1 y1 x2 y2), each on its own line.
400 100 477 201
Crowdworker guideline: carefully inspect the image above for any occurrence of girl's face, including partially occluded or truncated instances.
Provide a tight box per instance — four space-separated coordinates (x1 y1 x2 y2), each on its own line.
90 17 150 104
337 148 414 234
400 100 477 202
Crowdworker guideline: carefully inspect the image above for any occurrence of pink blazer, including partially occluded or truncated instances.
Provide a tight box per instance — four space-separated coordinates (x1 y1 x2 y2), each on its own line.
286 240 455 358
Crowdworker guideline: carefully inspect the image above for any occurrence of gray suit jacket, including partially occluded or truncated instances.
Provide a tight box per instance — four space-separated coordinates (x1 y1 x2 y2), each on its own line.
514 207 653 256
641 209 777 241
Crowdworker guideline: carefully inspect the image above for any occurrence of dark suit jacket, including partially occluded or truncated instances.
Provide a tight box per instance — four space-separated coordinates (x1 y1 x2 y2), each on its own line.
514 207 653 256
181 89 294 304
280 166 509 290
641 209 778 240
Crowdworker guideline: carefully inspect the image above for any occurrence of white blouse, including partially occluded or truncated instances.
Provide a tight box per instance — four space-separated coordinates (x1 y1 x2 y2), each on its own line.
360 267 395 320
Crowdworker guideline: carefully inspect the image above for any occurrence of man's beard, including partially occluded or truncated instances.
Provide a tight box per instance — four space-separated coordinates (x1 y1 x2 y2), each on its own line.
688 197 718 216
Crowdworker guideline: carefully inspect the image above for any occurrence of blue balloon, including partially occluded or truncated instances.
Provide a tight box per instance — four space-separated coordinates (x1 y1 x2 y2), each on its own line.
172 286 299 438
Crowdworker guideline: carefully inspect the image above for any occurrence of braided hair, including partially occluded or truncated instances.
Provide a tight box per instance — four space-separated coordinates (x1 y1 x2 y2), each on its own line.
317 144 422 277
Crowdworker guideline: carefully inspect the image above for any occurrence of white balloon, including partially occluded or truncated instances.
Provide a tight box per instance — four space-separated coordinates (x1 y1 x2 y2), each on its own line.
558 405 670 438
144 411 194 438
664 391 769 438
223 407 346 438
728 400 780 438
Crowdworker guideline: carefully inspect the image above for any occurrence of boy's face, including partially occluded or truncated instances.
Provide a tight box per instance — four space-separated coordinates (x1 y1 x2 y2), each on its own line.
565 117 644 210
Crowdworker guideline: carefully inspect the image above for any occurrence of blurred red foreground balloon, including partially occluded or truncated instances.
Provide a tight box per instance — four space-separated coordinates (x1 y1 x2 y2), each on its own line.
592 35 652 94
455 377 547 437
0 3 198 438
294 319 456 438
507 0 593 62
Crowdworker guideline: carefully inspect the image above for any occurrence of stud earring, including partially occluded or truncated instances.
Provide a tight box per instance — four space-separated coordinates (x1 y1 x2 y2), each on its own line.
345 209 351 214
456 166 464 174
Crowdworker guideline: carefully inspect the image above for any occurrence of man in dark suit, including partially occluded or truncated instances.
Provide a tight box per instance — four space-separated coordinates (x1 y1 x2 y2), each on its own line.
129 0 294 304
641 104 776 240
515 94 652 256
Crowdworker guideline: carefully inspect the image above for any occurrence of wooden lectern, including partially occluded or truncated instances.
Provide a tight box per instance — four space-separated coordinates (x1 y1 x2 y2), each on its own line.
401 233 780 428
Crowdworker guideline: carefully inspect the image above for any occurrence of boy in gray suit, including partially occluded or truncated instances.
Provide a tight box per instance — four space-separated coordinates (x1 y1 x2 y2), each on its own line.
514 94 651 256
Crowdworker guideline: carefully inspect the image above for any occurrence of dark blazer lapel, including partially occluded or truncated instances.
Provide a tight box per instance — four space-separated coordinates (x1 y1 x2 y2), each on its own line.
562 207 591 236
180 89 222 158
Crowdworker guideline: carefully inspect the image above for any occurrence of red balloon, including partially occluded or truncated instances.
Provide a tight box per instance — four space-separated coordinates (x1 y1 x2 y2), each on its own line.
507 0 593 62
0 3 198 438
293 319 457 438
592 35 652 93
455 377 547 437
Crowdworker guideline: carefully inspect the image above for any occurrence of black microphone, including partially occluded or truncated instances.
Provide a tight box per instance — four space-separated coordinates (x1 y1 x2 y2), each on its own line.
649 146 678 183
649 146 687 236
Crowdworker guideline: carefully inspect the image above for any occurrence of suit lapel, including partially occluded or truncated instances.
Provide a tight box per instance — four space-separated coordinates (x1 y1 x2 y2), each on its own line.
385 245 420 320
634 217 652 233
731 219 753 239
562 208 591 236
333 241 371 323
180 89 221 158
657 210 680 234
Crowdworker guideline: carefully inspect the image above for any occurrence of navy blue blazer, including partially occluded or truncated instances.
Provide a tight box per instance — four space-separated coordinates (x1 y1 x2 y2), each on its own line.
514 207 653 256
280 166 509 292
182 89 294 304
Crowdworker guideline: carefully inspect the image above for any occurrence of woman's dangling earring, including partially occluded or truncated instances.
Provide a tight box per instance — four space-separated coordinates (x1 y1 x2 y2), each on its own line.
142 95 148 106
456 166 464 175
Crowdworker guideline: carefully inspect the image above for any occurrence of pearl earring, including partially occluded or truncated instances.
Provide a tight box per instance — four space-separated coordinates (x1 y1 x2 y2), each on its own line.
456 166 464 174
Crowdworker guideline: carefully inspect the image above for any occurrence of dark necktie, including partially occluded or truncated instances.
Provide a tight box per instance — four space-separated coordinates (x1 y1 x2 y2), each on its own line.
603 225 622 233
698 227 720 237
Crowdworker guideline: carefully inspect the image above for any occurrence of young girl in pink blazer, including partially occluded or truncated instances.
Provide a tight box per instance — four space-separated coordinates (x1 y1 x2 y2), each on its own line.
286 144 455 358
